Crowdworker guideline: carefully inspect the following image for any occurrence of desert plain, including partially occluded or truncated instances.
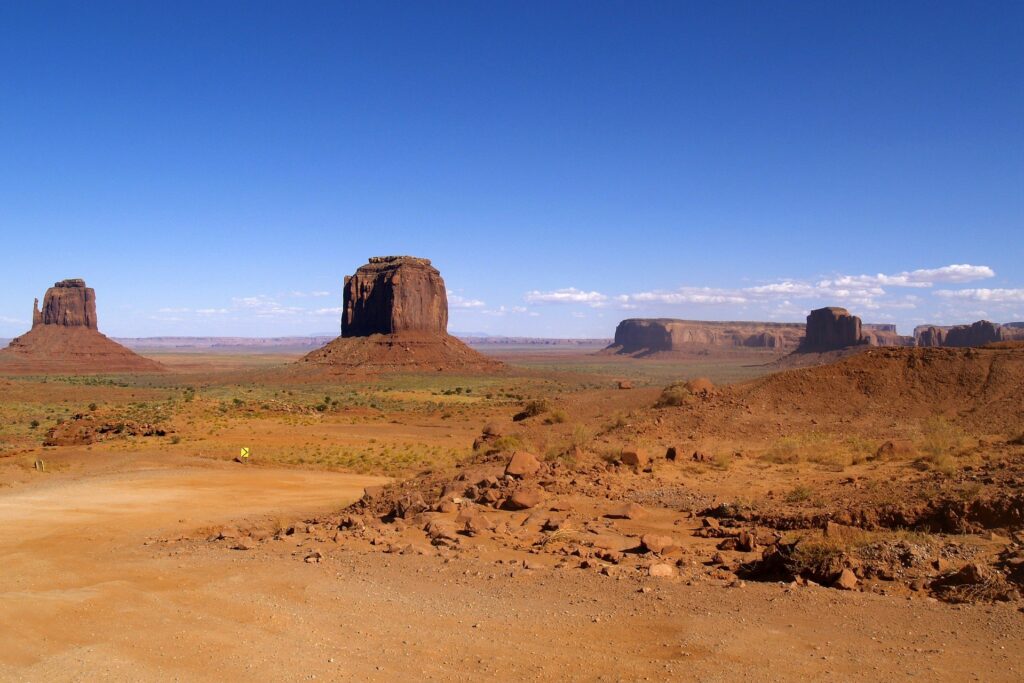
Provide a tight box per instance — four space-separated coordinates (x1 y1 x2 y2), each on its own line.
2 330 1024 680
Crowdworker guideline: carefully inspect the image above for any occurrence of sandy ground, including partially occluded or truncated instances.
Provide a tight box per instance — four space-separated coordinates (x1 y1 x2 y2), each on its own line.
1 463 1021 682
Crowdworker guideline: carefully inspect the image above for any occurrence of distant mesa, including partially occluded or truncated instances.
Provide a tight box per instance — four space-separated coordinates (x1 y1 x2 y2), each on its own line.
0 279 164 374
301 256 502 372
914 320 1024 348
606 319 804 356
798 307 865 352
607 307 918 358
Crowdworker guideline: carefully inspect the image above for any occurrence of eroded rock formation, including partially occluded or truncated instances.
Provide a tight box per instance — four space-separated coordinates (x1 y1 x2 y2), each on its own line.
800 307 864 351
944 320 1002 348
34 279 98 330
608 319 805 355
301 256 500 372
0 278 163 373
343 257 448 337
914 321 1021 348
916 326 946 347
862 324 914 348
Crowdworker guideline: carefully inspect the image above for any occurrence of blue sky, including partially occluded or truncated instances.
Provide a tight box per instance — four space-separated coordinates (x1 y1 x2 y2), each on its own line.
1 2 1021 338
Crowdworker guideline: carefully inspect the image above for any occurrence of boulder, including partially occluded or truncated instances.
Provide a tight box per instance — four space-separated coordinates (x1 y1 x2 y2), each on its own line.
648 563 676 578
833 568 858 590
504 488 544 510
800 307 864 351
505 451 541 478
640 534 675 554
620 448 649 468
605 502 648 520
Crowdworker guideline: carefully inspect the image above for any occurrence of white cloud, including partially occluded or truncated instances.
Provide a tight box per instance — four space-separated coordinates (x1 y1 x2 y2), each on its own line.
195 308 228 315
232 295 305 317
448 291 486 309
822 264 994 289
525 288 608 306
482 305 532 317
627 288 749 305
935 288 1024 303
313 307 342 315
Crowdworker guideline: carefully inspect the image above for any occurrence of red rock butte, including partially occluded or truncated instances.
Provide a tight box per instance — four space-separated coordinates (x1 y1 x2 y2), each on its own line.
301 256 501 372
0 279 164 374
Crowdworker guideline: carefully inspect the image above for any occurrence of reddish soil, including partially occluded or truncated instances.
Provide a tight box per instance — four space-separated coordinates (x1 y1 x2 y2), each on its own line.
297 332 503 373
2 343 1023 679
0 326 165 374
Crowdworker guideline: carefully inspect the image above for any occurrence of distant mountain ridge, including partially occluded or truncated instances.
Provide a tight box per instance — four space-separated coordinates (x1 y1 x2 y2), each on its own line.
104 335 612 351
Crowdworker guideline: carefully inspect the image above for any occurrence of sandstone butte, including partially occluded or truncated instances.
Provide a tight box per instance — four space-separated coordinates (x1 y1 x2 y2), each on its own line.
0 279 164 374
606 305 1024 357
607 308 913 356
300 256 502 372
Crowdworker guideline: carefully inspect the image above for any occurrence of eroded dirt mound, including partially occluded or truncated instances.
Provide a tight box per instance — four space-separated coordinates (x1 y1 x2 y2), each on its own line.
297 332 502 373
0 326 165 374
742 345 1024 433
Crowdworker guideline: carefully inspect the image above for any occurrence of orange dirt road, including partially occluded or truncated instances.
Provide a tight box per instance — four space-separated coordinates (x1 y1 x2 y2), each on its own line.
1 465 1022 681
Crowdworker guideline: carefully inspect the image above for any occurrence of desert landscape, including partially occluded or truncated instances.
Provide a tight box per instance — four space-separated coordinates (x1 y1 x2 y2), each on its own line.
3 4 1022 680
1 259 1022 681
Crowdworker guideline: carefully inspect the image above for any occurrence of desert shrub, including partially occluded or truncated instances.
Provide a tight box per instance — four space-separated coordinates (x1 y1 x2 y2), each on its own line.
1009 433 1024 446
88 403 98 411
544 409 567 425
170 435 181 445
655 382 690 407
784 539 850 582
784 484 813 503
762 438 801 464
568 424 591 451
29 419 40 429
806 450 850 472
921 416 961 458
919 416 962 475
489 434 526 453
514 399 550 421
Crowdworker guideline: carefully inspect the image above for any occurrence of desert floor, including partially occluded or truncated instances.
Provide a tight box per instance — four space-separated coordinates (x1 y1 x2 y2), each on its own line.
1 346 1022 681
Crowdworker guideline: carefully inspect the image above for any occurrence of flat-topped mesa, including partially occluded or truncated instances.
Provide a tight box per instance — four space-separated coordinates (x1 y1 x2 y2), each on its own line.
342 256 447 337
33 279 98 330
799 307 865 352
861 323 915 348
609 319 805 354
944 320 1002 348
914 320 1020 347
